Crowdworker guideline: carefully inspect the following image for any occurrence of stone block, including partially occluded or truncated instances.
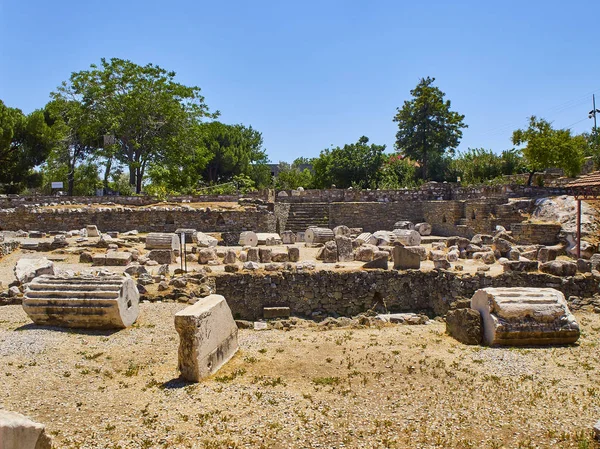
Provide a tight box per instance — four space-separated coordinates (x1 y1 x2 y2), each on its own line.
471 234 493 246
247 247 259 262
392 229 421 246
239 231 258 247
355 244 376 262
446 308 482 345
175 228 198 243
355 232 377 246
174 294 239 381
335 235 353 262
148 249 175 265
14 257 55 285
105 251 133 266
259 248 272 263
281 231 296 244
256 233 283 246
91 254 106 266
539 260 577 277
146 233 180 252
502 260 538 272
271 249 289 263
393 245 420 270
471 287 580 346
434 259 451 270
264 306 291 319
414 222 431 236
393 220 414 230
446 237 470 250
0 410 52 449
86 225 99 237
198 248 218 264
288 247 300 262
333 225 351 237
473 251 495 264
362 251 388 269
222 249 237 264
23 274 139 329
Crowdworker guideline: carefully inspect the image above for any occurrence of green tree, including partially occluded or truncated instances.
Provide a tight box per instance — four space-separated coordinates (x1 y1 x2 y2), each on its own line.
393 77 467 180
379 154 419 188
0 100 58 193
450 148 526 185
274 159 314 190
54 58 217 193
45 99 102 196
201 121 268 183
312 136 385 189
512 116 585 184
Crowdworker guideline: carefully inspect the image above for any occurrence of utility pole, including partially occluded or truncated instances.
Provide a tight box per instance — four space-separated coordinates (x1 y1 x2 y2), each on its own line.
590 94 600 132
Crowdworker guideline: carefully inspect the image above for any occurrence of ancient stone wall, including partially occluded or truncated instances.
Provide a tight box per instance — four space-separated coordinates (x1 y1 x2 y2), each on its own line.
0 208 276 233
510 223 563 245
276 184 567 203
214 270 597 320
328 202 424 232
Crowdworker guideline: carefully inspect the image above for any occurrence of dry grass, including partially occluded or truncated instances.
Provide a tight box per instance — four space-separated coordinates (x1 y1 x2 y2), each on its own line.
1 303 600 448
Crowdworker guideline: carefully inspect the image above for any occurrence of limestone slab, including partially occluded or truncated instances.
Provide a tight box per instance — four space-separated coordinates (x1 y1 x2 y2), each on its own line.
470 287 580 346
174 294 239 381
0 410 51 449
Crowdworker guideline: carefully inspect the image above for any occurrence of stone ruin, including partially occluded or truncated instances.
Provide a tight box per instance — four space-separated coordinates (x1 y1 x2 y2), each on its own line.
22 273 139 329
174 294 239 381
0 410 51 449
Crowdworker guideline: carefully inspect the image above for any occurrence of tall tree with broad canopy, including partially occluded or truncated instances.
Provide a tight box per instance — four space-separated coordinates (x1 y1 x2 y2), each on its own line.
512 116 585 184
0 100 59 193
393 77 467 180
312 136 385 189
53 58 217 193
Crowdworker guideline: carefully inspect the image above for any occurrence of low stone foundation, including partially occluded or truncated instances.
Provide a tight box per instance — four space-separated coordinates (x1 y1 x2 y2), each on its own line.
214 270 598 320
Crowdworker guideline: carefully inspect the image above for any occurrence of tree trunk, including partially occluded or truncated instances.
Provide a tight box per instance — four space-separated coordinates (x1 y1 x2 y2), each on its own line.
527 170 535 186
103 158 112 193
129 166 136 190
136 166 143 194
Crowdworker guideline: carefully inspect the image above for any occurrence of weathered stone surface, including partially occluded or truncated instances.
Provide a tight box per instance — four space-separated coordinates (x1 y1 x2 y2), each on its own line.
590 253 600 271
224 264 239 273
264 306 291 319
333 225 351 237
433 259 451 270
447 249 460 262
148 249 175 265
271 249 289 263
196 232 218 248
373 230 396 246
429 250 447 261
124 263 148 277
105 251 133 266
577 258 592 273
23 274 139 329
335 235 354 262
14 258 54 285
305 227 334 244
471 234 493 246
393 221 415 230
355 244 376 262
0 410 52 449
539 260 577 277
238 231 258 247
222 249 237 264
243 261 259 270
146 233 180 252
175 294 239 382
473 251 496 265
362 251 388 270
471 287 580 346
287 246 300 262
446 308 482 345
355 232 377 246
247 247 259 262
393 245 420 270
198 248 218 264
320 241 338 263
86 225 99 237
392 229 421 246
493 237 513 255
538 246 559 263
404 245 427 261
175 228 198 243
281 231 296 244
446 237 470 250
502 260 538 272
414 222 432 236
79 252 93 263
259 248 272 263
256 233 283 245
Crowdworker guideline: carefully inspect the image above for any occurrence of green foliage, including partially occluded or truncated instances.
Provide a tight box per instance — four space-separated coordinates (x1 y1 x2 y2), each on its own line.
393 77 467 180
274 159 314 190
450 148 526 185
312 136 385 189
0 100 59 193
40 154 101 196
512 116 585 181
582 130 600 168
54 58 217 193
379 154 419 188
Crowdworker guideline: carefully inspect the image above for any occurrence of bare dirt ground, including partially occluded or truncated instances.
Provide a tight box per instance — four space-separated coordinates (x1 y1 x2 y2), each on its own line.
1 303 600 449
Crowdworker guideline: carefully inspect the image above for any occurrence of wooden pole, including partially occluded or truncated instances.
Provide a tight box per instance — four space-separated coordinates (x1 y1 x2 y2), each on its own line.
576 198 581 259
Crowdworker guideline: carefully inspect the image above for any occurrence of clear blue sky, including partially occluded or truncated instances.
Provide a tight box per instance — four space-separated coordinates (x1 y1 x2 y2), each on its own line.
1 0 599 163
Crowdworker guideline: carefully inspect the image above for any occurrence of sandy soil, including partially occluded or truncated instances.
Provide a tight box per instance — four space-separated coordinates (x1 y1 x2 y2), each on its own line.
1 303 600 449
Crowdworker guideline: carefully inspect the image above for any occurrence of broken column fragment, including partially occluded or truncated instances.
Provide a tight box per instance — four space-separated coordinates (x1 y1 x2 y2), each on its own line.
174 294 239 382
22 274 139 329
470 287 580 346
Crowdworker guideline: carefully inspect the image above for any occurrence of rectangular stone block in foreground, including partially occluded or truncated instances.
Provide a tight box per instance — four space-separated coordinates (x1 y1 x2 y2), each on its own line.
0 410 51 449
264 306 291 319
471 287 580 346
175 294 239 381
